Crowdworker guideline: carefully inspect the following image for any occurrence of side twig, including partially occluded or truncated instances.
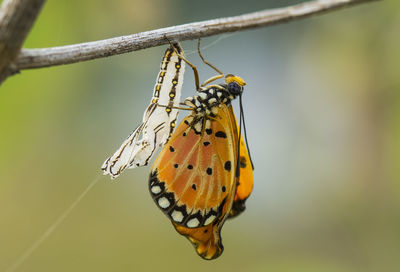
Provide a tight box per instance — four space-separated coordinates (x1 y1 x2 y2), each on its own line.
0 0 45 83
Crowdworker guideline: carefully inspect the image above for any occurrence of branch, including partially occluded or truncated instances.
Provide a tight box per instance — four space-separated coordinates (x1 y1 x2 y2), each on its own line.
15 0 379 73
0 0 45 83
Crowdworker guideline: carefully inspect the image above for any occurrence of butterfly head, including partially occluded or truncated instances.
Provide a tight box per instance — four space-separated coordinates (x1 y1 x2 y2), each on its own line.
225 74 246 96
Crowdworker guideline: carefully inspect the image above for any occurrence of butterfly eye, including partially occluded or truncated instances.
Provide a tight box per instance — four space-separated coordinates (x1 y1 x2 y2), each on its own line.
227 82 243 95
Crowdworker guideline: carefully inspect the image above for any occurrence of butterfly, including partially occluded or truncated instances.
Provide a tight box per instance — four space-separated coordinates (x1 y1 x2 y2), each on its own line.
102 43 186 179
149 41 254 260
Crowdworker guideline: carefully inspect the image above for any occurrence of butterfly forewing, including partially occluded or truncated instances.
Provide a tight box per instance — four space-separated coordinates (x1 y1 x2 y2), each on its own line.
149 104 238 259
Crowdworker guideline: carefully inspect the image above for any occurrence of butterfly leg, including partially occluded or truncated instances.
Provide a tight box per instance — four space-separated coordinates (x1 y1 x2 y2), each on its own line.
197 38 225 87
156 103 193 111
165 38 201 92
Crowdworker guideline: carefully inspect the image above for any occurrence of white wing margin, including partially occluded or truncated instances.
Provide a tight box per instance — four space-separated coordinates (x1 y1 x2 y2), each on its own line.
102 43 185 179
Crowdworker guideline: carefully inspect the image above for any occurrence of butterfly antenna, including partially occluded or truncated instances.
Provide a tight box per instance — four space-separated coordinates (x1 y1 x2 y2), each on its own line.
239 95 254 170
235 94 243 178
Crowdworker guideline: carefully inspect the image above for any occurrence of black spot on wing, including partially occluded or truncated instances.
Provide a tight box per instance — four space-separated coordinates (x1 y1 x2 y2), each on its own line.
240 156 247 168
215 131 227 138
224 161 231 171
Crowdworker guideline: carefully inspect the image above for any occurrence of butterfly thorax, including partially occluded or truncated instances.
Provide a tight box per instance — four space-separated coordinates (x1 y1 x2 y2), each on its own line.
183 81 244 134
184 85 234 113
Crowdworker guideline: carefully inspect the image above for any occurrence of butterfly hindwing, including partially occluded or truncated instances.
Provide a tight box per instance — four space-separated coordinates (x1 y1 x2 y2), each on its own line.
227 106 254 218
149 104 238 259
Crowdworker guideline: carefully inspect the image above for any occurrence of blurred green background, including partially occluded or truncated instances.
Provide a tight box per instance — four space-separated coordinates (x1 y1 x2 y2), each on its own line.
1 0 399 271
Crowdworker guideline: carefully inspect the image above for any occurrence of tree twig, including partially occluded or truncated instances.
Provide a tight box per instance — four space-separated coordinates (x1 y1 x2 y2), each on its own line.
8 0 380 80
0 0 45 83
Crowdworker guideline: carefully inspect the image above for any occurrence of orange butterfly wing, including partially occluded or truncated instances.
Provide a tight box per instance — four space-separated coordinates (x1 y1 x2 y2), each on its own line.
149 103 238 259
227 106 254 218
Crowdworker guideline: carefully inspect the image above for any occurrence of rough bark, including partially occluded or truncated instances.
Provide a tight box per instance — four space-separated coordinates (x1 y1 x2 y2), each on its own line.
0 0 45 83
